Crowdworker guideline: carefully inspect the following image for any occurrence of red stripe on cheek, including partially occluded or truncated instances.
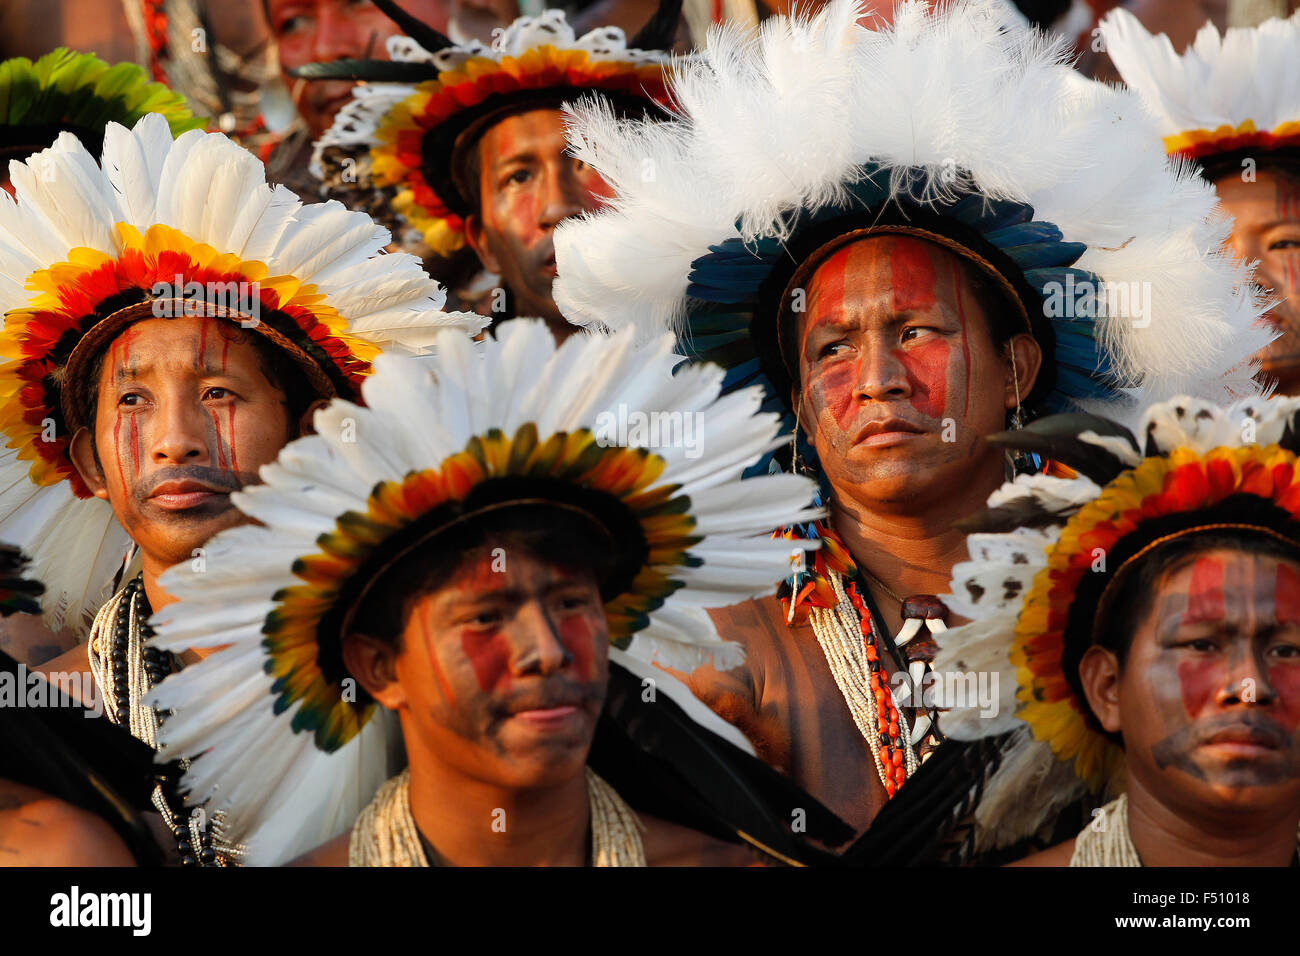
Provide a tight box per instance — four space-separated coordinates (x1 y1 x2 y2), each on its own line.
210 410 228 470
889 238 937 315
896 338 949 419
559 615 597 682
226 406 239 473
1177 658 1222 718
461 630 511 693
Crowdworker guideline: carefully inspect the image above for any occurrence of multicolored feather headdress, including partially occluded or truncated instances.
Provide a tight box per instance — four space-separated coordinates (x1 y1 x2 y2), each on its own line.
932 393 1300 851
555 0 1269 435
0 113 486 637
0 48 204 169
302 0 679 256
1101 9 1300 163
145 319 822 863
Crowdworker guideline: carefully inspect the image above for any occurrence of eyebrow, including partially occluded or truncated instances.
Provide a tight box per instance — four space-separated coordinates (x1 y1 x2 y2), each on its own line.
491 150 543 172
112 361 248 382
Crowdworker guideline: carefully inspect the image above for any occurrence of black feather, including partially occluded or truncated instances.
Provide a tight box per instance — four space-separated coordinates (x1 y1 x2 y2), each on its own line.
589 660 850 865
1280 414 1300 456
289 59 439 83
955 497 1063 534
836 734 1011 866
986 412 1138 485
629 0 684 51
0 650 163 865
369 0 456 53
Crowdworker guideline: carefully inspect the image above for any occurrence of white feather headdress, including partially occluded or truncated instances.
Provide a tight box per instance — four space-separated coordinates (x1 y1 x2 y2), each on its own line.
0 113 486 637
933 393 1300 852
1101 8 1300 161
146 319 823 863
554 0 1270 421
307 7 676 256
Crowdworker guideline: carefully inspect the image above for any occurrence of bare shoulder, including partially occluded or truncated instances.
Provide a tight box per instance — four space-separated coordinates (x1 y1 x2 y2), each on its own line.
1007 839 1076 867
289 831 351 866
0 780 136 866
0 614 74 667
641 814 765 867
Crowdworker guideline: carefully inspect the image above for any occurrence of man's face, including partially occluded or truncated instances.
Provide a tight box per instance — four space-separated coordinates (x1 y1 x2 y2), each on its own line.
267 0 452 138
71 316 298 571
464 108 615 328
1111 549 1300 818
1215 167 1300 394
378 549 608 789
794 235 1034 508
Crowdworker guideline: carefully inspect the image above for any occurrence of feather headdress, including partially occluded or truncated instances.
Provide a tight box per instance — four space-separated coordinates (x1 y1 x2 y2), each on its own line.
932 393 1300 851
304 0 679 255
145 319 822 863
0 113 486 637
0 48 204 166
1101 8 1300 162
554 0 1269 432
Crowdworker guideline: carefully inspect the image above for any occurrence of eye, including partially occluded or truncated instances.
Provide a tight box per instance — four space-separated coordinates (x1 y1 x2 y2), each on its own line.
1179 637 1219 653
1268 642 1300 660
558 594 593 611
470 609 502 627
1268 238 1300 251
203 387 233 402
818 340 851 360
119 392 145 408
900 325 939 343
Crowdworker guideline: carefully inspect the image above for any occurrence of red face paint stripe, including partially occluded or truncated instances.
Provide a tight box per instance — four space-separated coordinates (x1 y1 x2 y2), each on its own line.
888 236 938 316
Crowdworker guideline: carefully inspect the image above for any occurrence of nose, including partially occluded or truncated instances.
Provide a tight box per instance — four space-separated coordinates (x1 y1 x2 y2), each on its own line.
150 394 210 466
1215 647 1278 708
853 337 911 403
538 160 592 232
510 601 574 676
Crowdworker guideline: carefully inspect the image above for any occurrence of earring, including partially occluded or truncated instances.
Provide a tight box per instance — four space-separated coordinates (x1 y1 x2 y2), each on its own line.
1005 346 1030 479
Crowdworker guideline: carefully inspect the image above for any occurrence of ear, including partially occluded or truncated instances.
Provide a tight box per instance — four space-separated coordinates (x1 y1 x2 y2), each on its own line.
296 398 331 437
463 213 503 275
1004 332 1043 411
1078 645 1122 735
69 427 110 501
341 632 406 712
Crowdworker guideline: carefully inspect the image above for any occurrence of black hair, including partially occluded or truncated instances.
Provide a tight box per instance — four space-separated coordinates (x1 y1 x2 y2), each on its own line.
352 504 620 650
1197 146 1300 187
81 321 320 462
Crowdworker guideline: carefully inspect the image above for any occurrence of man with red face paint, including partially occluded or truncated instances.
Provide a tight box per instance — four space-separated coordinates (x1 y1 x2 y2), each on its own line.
0 116 483 865
145 323 837 866
929 395 1300 866
1103 10 1300 395
554 0 1272 845
300 0 680 339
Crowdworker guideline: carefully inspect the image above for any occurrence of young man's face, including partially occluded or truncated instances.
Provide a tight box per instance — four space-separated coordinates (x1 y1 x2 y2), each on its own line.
1215 167 1300 394
267 0 453 138
357 548 609 790
463 108 615 330
794 235 1039 508
1089 548 1300 818
70 316 302 571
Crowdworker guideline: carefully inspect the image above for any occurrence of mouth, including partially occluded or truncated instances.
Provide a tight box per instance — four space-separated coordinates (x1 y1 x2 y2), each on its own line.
1200 723 1285 758
147 479 230 511
503 693 586 730
855 417 926 448
541 253 558 278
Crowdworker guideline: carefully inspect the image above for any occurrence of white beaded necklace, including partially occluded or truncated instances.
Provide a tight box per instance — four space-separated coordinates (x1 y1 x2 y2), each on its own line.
350 766 647 866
